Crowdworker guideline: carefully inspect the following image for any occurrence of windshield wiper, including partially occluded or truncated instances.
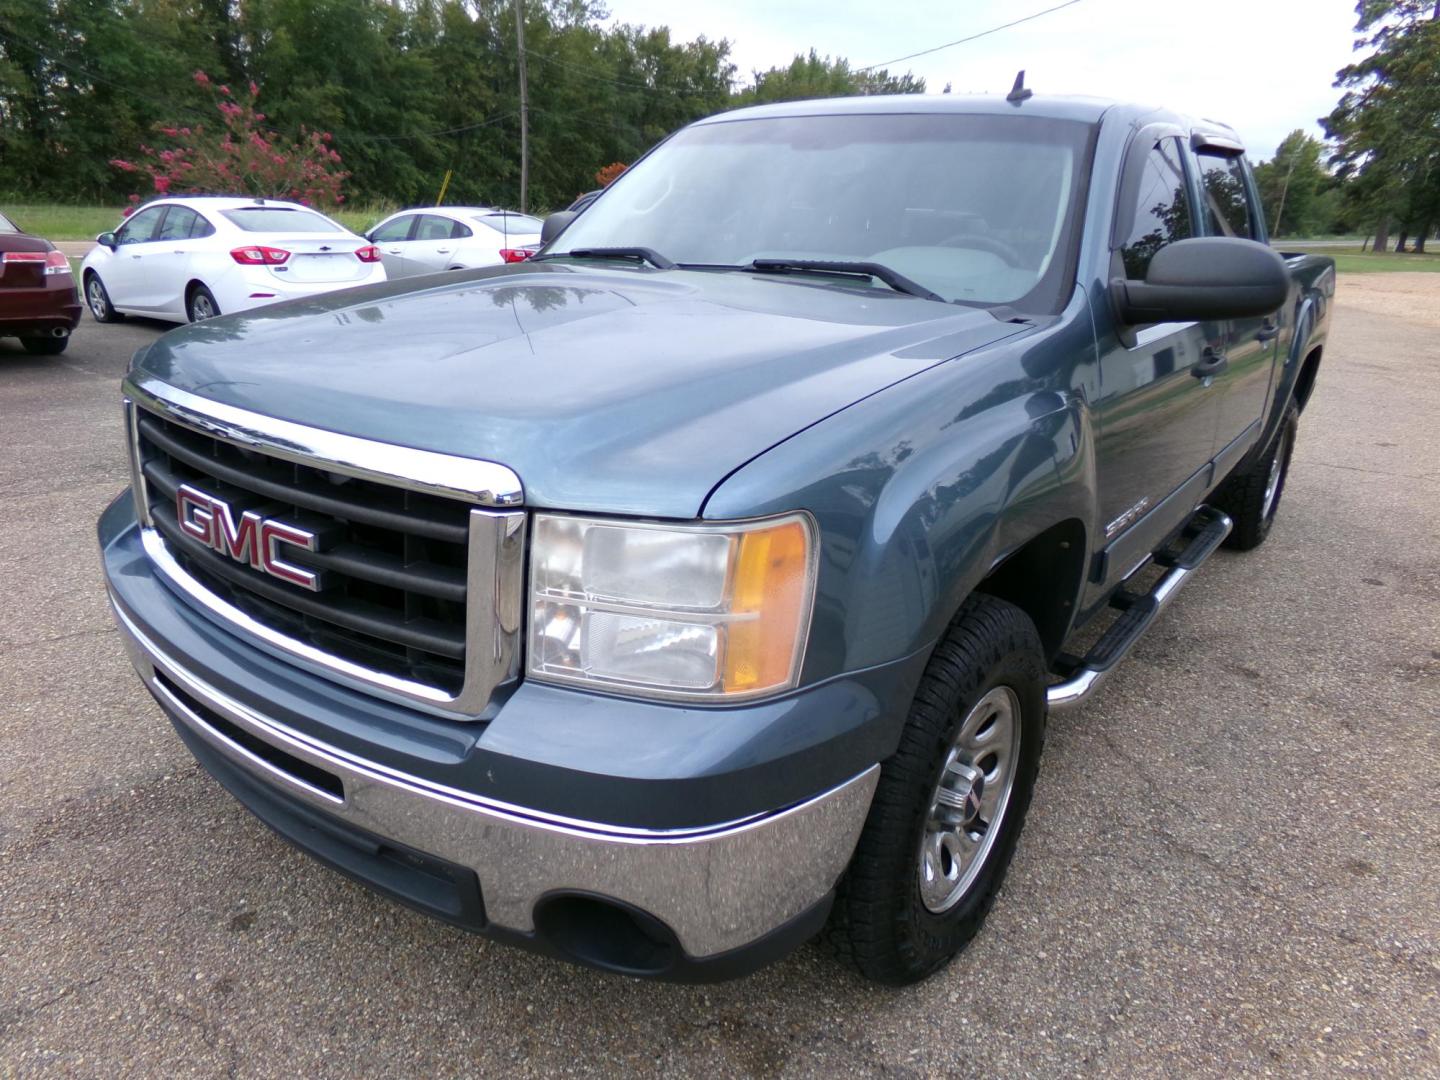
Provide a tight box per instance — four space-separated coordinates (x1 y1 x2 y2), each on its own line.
541 246 677 270
746 258 947 303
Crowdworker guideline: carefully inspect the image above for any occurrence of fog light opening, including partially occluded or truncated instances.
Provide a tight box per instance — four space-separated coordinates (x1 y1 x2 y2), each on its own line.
532 893 680 976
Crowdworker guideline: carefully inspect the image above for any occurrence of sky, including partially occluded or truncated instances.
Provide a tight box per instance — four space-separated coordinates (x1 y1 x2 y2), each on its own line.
601 0 1363 161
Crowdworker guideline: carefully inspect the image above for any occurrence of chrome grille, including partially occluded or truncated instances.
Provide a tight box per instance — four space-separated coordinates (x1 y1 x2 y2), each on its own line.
124 378 524 718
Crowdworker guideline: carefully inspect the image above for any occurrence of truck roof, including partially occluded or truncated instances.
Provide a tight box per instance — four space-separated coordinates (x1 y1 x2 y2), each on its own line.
700 94 1246 153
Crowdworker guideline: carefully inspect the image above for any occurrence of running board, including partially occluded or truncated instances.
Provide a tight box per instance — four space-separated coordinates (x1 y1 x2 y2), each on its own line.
1046 505 1233 713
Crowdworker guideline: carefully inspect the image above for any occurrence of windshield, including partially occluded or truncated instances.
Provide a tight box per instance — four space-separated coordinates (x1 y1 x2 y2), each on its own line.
551 112 1093 311
221 207 346 234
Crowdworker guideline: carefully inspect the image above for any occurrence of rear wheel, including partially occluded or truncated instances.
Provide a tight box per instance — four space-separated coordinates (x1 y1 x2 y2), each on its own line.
186 284 220 323
84 273 122 323
20 334 68 356
1212 401 1298 551
826 594 1046 984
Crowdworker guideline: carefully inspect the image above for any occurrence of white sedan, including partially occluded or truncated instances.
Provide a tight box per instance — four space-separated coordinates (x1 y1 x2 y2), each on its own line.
80 196 386 324
364 206 543 278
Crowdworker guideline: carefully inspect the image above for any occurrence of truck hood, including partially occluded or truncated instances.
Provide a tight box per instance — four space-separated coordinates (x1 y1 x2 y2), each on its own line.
134 263 1030 517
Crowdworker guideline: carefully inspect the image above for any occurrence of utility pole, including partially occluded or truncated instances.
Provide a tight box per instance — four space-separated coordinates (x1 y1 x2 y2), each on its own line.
1272 154 1297 238
514 0 529 213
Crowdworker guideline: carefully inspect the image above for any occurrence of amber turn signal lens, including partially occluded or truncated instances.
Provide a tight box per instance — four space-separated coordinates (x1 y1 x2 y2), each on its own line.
722 518 812 694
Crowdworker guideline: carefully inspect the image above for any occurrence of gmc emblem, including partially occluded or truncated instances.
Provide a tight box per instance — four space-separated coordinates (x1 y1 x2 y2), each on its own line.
176 484 322 592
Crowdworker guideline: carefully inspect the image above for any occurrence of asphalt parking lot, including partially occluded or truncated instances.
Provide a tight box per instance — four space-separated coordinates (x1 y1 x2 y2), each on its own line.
2 280 1438 1078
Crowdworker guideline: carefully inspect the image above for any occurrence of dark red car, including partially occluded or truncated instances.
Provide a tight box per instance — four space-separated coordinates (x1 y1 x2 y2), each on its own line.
0 210 82 356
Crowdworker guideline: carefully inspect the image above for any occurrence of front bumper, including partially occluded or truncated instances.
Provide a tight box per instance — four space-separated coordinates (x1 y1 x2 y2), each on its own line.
102 495 887 977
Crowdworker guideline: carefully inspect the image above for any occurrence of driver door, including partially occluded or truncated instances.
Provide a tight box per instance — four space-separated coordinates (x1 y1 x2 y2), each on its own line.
1089 134 1226 592
368 214 418 278
104 205 167 311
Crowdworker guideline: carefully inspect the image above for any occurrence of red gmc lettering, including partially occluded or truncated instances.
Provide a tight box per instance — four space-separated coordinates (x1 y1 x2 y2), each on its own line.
174 484 320 592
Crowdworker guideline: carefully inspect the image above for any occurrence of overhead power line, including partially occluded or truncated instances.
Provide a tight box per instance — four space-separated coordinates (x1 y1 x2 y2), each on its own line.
856 0 1085 72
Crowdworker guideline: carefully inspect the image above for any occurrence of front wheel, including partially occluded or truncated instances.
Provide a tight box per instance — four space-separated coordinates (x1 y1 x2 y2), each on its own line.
1212 401 1299 551
85 273 122 323
826 594 1046 985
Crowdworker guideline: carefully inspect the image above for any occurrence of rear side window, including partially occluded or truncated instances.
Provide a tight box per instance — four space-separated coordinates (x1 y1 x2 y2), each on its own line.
1118 139 1192 279
156 206 200 241
0 212 18 233
1195 152 1257 239
221 207 344 233
415 215 455 241
449 219 472 239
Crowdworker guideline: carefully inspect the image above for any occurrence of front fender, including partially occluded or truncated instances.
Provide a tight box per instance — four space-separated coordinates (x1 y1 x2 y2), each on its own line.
703 313 1098 689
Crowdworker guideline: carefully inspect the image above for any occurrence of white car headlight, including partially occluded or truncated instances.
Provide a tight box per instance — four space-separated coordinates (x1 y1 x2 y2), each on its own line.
528 512 817 701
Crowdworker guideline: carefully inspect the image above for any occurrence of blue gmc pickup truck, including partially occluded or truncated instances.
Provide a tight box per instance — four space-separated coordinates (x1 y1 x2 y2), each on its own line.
99 94 1334 984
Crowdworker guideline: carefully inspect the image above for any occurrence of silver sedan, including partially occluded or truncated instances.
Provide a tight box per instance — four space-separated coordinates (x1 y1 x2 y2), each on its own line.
364 206 543 278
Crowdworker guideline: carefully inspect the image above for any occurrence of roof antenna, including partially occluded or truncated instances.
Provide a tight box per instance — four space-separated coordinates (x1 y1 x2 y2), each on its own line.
1006 70 1032 104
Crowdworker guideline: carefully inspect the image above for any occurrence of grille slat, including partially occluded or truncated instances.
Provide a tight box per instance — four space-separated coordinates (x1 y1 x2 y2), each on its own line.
137 414 469 545
142 458 467 603
150 505 467 659
136 409 475 695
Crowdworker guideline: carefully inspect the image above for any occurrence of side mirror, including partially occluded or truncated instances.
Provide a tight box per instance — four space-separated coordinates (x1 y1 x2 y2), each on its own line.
540 211 578 245
1112 237 1288 324
96 231 117 250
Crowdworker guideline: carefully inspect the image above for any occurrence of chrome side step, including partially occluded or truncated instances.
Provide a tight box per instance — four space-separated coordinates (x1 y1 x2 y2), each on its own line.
1046 505 1233 713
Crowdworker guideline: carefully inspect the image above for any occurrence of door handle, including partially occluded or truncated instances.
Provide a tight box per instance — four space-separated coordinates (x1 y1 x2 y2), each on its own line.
1191 348 1228 379
385 248 403 254
435 247 451 254
1256 319 1280 342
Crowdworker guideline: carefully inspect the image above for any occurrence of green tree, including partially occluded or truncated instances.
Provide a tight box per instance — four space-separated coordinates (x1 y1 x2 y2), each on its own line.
1253 130 1332 237
1324 0 1440 251
738 49 923 105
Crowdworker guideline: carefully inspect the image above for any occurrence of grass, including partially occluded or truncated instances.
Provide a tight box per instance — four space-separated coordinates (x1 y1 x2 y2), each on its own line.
1 201 398 241
1295 244 1440 273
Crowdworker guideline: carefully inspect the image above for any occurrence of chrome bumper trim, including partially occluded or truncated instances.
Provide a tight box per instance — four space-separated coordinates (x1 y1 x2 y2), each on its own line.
110 593 879 957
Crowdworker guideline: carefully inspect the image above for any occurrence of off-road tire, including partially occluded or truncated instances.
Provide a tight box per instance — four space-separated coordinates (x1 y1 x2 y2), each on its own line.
1212 401 1299 551
825 594 1046 985
20 335 68 356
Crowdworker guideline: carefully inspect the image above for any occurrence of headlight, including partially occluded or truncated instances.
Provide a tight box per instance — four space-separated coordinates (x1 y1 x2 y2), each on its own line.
528 512 817 701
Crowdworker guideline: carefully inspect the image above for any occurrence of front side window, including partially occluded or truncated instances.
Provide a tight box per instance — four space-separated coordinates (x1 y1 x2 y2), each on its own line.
1196 152 1257 239
117 206 165 245
370 216 414 243
221 207 344 233
548 113 1093 312
1118 139 1192 279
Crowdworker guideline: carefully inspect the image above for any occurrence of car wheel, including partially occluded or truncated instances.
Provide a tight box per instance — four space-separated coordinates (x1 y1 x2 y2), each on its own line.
826 594 1046 985
20 334 69 356
1211 400 1299 551
85 273 122 323
187 285 220 323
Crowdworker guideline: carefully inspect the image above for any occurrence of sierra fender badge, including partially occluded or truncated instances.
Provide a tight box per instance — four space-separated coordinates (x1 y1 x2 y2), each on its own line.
175 484 322 591
1105 496 1151 539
